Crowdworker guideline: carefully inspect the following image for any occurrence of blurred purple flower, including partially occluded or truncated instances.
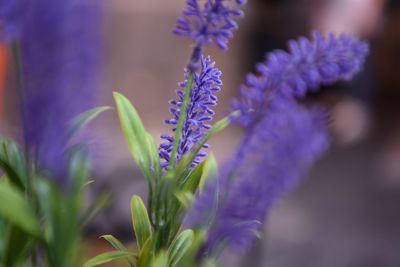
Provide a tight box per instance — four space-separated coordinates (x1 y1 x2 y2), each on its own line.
159 56 221 168
185 31 369 255
0 0 24 41
19 0 104 185
186 99 330 253
232 31 369 127
174 0 245 50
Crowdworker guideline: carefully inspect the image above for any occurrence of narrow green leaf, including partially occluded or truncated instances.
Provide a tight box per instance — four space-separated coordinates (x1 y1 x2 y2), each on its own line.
0 184 41 238
174 191 193 209
131 195 152 250
145 133 161 181
113 92 160 181
81 193 110 227
167 229 194 267
180 160 205 193
3 226 34 267
0 139 27 190
168 72 194 169
101 235 134 266
83 251 135 267
67 106 112 140
199 154 218 191
137 236 153 267
100 235 128 252
151 251 168 267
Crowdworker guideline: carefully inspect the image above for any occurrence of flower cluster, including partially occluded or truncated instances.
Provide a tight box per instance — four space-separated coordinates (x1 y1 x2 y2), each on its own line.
174 0 246 50
186 31 369 256
159 56 222 168
232 31 369 127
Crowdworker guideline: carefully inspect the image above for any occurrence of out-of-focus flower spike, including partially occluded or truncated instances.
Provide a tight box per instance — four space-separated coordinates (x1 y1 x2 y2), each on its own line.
19 0 104 186
173 0 246 52
232 31 369 128
187 100 330 253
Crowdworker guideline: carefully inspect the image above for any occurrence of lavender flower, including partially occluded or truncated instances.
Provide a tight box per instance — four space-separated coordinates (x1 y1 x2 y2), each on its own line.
187 99 330 253
159 56 221 168
0 0 24 41
232 31 369 127
185 31 369 255
19 0 103 185
174 0 246 50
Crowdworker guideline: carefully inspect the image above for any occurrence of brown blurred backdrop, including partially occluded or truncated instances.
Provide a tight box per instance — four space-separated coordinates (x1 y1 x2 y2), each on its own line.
2 0 400 266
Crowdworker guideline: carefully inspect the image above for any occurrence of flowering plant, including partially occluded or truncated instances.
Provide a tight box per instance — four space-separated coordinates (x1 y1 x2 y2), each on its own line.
0 0 368 267
86 1 368 266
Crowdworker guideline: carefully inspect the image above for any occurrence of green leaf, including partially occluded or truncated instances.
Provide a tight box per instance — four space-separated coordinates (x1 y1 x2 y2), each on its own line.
180 160 205 193
131 195 152 251
145 132 162 180
167 229 194 267
83 251 135 267
113 92 161 182
68 146 91 197
199 154 218 191
0 138 27 190
100 235 129 252
0 184 41 238
67 106 111 140
137 236 154 267
101 235 135 266
173 191 193 209
3 226 34 267
81 193 110 227
151 251 168 267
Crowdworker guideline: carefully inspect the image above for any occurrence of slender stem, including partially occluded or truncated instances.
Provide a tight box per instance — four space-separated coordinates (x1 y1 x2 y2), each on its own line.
11 41 29 156
168 72 194 169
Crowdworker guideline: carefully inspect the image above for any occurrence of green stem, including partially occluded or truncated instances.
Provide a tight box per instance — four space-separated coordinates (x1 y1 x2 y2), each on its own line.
11 41 29 158
168 72 194 169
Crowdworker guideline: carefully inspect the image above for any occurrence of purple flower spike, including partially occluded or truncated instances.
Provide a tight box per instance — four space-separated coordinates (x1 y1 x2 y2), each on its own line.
159 56 222 168
186 31 369 256
173 0 245 50
187 99 330 253
0 0 24 42
20 0 103 185
232 31 369 127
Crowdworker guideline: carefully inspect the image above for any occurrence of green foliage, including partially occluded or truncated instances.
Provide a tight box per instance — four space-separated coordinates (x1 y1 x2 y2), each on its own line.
113 92 161 182
67 106 112 141
151 251 168 267
101 235 130 253
0 183 41 238
0 139 27 190
88 93 235 267
0 105 112 267
131 195 153 250
167 230 194 267
83 251 136 267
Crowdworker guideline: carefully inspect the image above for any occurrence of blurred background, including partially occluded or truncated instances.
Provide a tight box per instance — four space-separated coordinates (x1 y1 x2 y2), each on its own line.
1 0 400 266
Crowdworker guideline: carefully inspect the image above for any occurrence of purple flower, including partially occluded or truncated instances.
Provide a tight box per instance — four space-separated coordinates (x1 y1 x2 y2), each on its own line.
173 0 245 50
0 0 24 41
187 99 330 253
232 31 369 127
159 56 221 168
185 31 369 255
19 0 104 185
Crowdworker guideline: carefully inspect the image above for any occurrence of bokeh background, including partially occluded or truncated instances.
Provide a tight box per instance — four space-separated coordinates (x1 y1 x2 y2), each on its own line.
1 0 400 266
